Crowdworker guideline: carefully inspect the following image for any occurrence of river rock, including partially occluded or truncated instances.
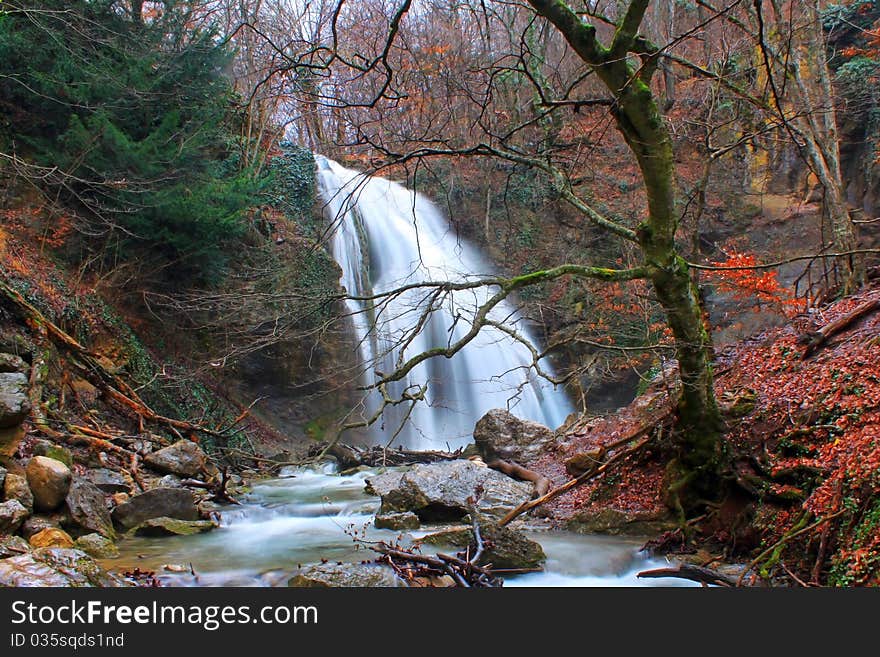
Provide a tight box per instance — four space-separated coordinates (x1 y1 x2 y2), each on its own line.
0 499 29 533
0 548 126 587
26 456 72 511
74 533 119 559
374 511 420 531
20 515 60 539
419 520 545 570
131 517 217 537
566 507 677 536
4 472 33 511
0 353 28 374
473 409 556 464
143 440 210 478
65 479 115 539
287 563 403 588
111 487 199 531
366 460 532 521
0 534 30 558
29 527 75 549
86 468 133 494
0 372 30 428
31 440 74 468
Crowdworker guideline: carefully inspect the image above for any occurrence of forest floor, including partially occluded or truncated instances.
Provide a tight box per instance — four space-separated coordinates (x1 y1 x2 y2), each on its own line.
522 283 880 586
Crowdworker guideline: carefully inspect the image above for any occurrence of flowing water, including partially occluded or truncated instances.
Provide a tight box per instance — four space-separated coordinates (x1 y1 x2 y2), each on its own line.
316 157 574 451
109 466 690 587
107 161 688 586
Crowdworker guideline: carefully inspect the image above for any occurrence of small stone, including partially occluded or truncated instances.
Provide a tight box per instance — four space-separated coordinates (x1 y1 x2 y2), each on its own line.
26 456 72 511
0 534 31 558
74 533 119 559
131 517 217 537
31 441 74 468
0 353 28 375
86 469 133 494
4 472 33 512
20 515 60 539
0 465 6 493
0 499 29 534
374 512 420 531
29 527 75 549
157 474 183 488
0 372 30 428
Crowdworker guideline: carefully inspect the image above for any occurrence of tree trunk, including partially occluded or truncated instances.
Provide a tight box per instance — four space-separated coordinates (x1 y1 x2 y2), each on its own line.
526 0 725 494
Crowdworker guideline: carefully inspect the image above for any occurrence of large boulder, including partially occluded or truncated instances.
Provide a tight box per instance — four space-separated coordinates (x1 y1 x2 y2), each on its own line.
65 479 115 539
566 507 677 536
85 468 133 494
0 372 31 428
0 499 29 534
143 440 211 478
26 456 72 511
111 488 199 531
4 472 34 511
473 409 556 465
366 460 532 521
288 563 403 588
419 520 546 570
0 548 127 587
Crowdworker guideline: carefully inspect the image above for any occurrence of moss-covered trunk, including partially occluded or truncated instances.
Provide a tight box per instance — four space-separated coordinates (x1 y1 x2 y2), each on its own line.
527 0 725 491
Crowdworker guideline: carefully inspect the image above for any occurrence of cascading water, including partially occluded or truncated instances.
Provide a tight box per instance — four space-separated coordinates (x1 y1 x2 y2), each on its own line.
316 156 574 450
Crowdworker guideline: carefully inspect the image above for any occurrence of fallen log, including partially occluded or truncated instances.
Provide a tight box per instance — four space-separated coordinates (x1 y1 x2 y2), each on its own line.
637 564 739 587
799 298 880 358
312 442 463 468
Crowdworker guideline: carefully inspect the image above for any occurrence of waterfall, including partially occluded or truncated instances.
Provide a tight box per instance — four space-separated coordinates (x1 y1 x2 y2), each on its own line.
316 156 573 450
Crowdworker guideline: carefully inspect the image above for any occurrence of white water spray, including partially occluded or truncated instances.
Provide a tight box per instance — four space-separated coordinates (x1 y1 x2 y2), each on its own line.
316 156 573 450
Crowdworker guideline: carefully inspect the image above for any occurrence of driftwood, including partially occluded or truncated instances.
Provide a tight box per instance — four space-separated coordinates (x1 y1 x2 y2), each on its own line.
313 442 463 468
368 509 502 587
799 298 880 358
486 459 552 498
637 564 739 587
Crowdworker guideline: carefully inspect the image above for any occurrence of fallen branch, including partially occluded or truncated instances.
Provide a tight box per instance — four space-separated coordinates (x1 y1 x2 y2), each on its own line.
637 564 739 587
498 435 652 527
0 277 233 440
799 298 880 358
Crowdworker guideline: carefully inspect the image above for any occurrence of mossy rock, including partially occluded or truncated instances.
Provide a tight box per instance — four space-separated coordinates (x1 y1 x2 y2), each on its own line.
74 533 119 559
130 517 218 537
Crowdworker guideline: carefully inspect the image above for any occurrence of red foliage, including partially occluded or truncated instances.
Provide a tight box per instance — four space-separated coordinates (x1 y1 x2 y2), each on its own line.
705 250 806 317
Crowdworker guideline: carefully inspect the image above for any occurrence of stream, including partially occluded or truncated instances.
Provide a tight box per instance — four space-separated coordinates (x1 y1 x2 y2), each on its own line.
108 465 692 587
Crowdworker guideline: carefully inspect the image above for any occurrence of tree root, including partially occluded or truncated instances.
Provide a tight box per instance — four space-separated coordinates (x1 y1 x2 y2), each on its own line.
498 434 652 527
